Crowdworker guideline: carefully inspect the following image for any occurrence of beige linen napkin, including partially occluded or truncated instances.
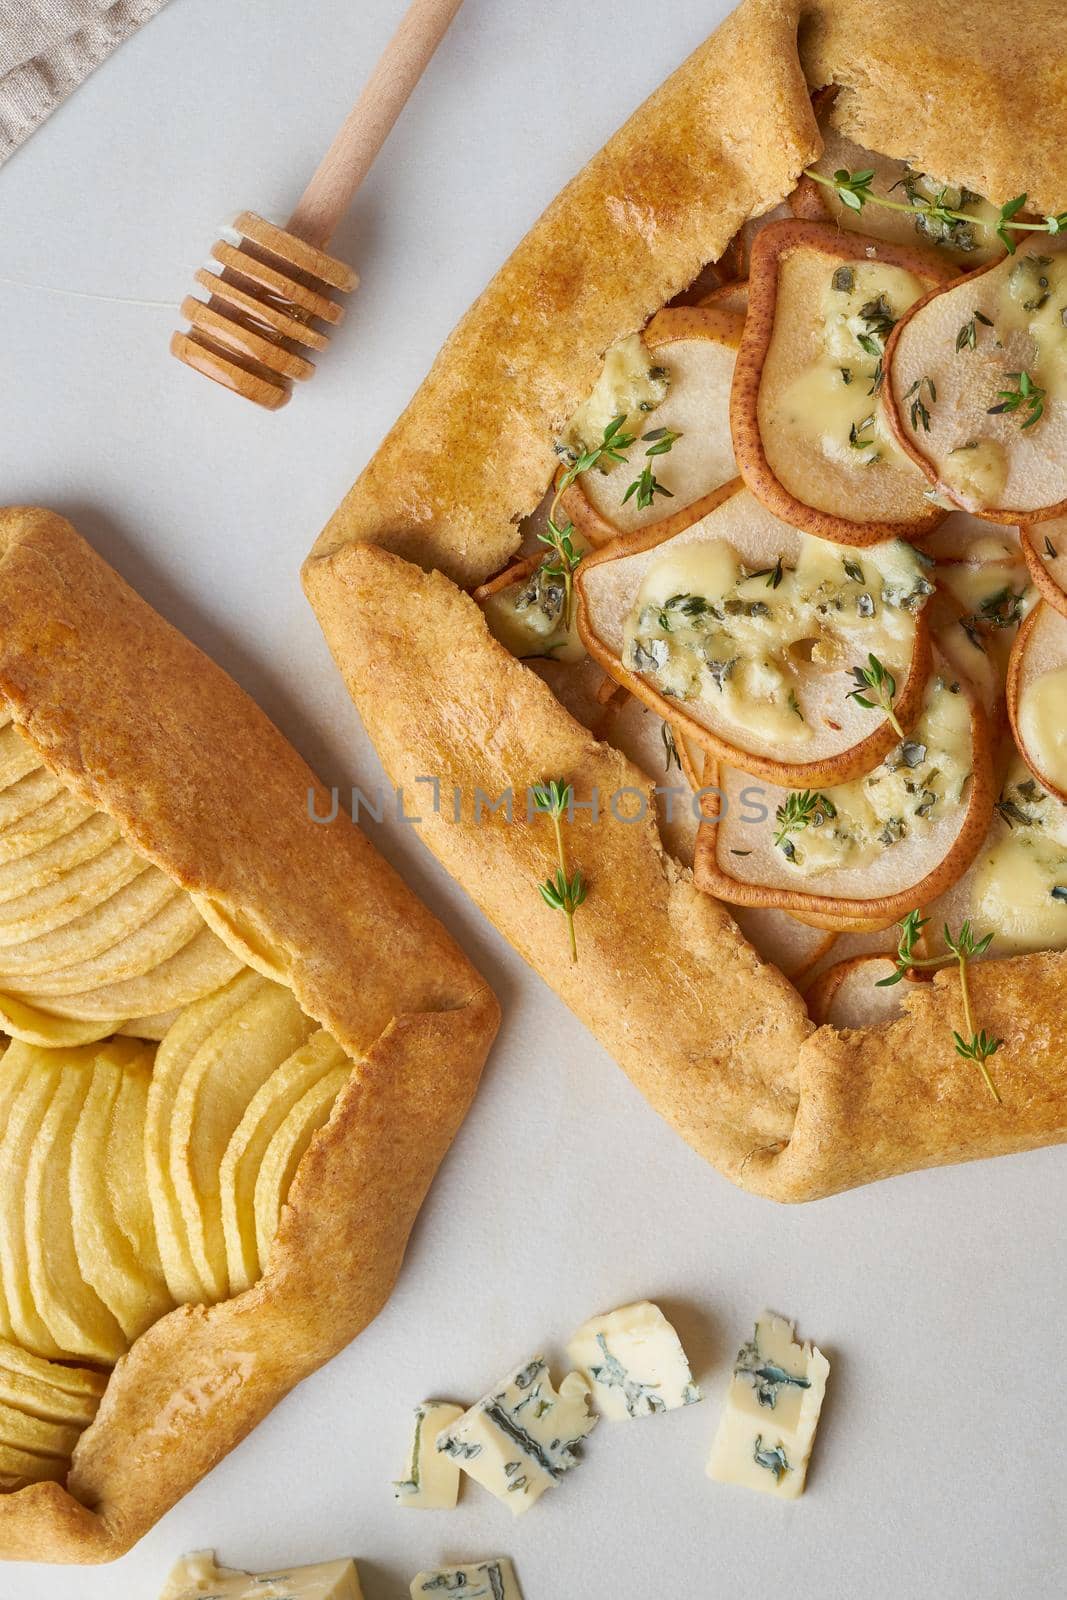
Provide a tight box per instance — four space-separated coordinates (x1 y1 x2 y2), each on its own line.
0 0 170 163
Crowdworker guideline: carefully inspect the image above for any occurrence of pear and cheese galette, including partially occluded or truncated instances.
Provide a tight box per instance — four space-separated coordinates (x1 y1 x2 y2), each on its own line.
0 509 497 1563
305 0 1067 1201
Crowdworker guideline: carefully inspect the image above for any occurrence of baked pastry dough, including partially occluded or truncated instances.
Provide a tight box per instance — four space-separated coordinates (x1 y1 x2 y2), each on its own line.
305 0 1067 1201
0 508 497 1561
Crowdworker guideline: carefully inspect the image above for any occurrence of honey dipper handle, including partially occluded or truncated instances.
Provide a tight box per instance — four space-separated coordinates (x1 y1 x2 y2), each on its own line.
285 0 465 249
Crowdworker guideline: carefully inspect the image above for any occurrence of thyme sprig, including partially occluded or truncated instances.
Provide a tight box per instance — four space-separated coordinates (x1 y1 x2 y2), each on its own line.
804 169 1067 254
956 309 993 351
876 913 1002 1102
533 779 587 964
545 414 637 626
847 652 904 738
988 370 1045 429
622 427 682 511
902 376 936 433
773 790 837 853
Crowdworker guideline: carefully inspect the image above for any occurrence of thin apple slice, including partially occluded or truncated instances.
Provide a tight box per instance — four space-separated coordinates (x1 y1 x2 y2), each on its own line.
0 726 46 792
0 1050 66 1359
1020 516 1067 620
146 969 271 1304
69 1041 174 1343
0 1402 81 1462
0 813 122 904
729 906 837 980
10 922 244 1022
792 116 1005 266
221 1030 350 1295
0 1050 34 1346
805 954 909 1028
923 751 1067 957
1007 603 1067 803
117 1008 179 1040
0 1440 68 1488
25 1055 127 1365
576 482 933 786
169 980 314 1303
560 307 745 543
0 1338 105 1428
0 776 88 861
0 839 143 947
733 221 956 544
0 868 184 981
694 662 994 923
885 241 1067 521
253 1066 351 1271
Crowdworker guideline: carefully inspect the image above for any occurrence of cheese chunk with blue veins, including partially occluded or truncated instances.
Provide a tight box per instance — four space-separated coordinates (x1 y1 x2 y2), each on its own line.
409 1556 523 1598
435 1356 597 1515
393 1400 464 1508
566 1299 701 1420
160 1550 363 1600
706 1312 829 1499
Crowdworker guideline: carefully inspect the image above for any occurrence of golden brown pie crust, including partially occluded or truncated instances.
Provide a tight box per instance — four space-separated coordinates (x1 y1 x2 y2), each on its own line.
304 0 1067 1204
0 508 498 1562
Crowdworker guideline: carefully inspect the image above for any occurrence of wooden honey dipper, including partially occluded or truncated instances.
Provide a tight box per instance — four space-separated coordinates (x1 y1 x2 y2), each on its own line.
171 0 465 410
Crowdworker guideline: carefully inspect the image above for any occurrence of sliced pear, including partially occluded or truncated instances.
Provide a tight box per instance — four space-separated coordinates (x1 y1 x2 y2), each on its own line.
600 694 702 866
734 220 956 544
69 1041 174 1343
1020 516 1067 620
12 922 243 1022
25 1055 127 1364
796 924 900 992
729 905 836 980
794 116 1005 266
806 954 909 1028
526 657 618 736
1007 603 1067 803
146 970 270 1304
697 279 749 317
561 307 745 543
694 663 994 923
221 1031 350 1295
886 241 1067 521
576 482 932 786
254 1066 350 1271
0 1050 65 1358
720 200 796 279
924 751 1067 957
0 1338 105 1427
168 979 313 1302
